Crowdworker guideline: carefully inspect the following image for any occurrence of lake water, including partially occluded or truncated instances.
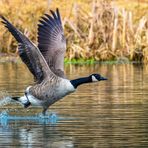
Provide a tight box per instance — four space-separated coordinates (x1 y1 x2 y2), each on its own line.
0 63 148 148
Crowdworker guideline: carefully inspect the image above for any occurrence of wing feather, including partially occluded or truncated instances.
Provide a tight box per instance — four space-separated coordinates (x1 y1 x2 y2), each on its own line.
37 8 66 78
0 16 55 83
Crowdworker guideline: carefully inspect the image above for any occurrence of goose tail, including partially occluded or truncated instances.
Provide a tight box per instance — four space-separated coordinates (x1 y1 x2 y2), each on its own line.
12 96 31 108
11 96 20 101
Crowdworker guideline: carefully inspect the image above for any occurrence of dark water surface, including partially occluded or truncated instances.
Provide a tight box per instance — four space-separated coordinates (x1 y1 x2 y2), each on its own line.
0 63 148 148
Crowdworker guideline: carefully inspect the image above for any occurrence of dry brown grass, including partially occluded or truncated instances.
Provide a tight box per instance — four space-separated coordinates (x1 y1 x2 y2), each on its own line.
64 0 148 62
0 0 148 63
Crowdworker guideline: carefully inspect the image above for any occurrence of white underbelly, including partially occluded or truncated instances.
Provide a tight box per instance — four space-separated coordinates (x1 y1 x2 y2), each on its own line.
28 95 43 106
19 95 42 106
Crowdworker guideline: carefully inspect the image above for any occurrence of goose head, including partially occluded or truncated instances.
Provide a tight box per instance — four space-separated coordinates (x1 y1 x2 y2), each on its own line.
90 74 107 82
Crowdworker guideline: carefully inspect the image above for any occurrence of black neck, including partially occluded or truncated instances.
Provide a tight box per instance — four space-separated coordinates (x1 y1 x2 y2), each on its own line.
70 76 92 89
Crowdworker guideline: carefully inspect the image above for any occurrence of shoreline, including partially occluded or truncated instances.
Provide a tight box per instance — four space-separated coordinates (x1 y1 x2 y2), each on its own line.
0 55 142 65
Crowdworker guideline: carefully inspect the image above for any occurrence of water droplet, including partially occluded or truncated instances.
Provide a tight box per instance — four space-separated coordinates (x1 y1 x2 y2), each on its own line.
0 111 8 126
49 112 58 124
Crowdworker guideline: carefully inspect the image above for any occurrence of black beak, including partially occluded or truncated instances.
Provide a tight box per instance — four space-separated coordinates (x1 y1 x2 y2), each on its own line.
100 76 108 81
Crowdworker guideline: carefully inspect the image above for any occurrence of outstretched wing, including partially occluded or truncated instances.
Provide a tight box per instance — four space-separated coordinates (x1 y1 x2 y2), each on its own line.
38 8 66 78
0 16 55 83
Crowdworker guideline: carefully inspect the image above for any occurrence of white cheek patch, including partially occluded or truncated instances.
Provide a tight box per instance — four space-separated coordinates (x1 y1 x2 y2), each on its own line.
92 75 98 82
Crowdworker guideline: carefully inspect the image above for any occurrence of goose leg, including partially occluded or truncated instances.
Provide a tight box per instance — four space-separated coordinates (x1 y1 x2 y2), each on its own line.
42 108 47 116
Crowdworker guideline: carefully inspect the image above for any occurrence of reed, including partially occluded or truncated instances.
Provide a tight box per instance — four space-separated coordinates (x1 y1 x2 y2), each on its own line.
0 0 148 63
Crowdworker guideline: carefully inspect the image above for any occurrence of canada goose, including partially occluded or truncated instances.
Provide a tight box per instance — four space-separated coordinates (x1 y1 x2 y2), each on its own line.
0 9 107 115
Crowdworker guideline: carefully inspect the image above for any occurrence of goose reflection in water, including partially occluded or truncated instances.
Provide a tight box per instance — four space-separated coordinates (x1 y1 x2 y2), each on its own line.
0 114 74 148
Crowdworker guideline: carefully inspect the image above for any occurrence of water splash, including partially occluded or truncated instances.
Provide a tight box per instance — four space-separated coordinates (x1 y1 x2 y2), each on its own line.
0 111 58 127
0 111 9 127
0 91 12 106
38 112 58 124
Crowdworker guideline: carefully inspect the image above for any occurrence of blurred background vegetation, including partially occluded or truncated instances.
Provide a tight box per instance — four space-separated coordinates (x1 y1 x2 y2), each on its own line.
0 0 148 63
